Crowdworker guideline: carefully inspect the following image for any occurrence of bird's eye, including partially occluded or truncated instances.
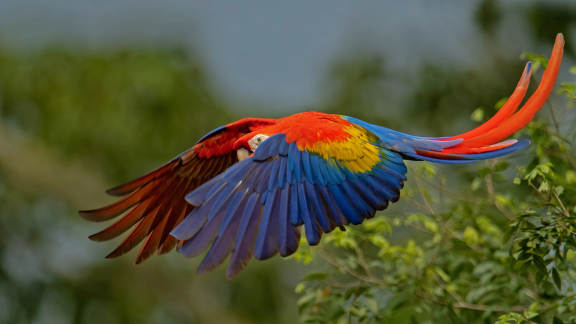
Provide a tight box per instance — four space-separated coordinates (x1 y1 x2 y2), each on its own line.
248 134 270 151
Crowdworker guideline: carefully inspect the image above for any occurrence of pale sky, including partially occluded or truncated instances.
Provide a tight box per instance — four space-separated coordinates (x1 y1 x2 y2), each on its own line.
0 0 570 109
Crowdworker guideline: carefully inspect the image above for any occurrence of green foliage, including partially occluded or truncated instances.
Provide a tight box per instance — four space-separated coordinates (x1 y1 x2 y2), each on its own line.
295 66 576 323
559 67 576 104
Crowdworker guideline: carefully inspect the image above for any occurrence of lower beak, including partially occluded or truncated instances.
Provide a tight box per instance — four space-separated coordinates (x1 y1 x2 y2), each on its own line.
237 148 251 161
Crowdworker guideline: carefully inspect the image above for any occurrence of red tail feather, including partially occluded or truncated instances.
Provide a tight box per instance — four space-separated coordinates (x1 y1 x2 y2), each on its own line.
442 33 564 155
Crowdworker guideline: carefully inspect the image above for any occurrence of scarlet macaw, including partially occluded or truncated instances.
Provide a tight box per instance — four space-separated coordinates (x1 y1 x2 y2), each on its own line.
81 34 564 278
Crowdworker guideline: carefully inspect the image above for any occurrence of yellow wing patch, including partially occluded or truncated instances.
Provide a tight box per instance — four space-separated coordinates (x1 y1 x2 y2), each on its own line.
300 124 381 173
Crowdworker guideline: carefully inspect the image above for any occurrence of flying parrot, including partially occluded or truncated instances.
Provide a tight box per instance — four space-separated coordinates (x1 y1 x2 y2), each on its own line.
81 34 564 278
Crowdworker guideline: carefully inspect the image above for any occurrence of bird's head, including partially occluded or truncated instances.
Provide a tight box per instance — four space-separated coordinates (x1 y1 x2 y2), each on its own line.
233 132 271 161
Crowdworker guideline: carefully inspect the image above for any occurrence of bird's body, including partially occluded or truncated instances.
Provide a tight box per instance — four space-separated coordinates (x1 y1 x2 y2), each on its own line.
81 34 565 277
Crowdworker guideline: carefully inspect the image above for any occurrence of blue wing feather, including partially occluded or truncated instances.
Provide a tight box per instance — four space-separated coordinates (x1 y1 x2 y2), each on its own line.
339 180 374 219
310 155 328 185
227 195 263 277
315 158 332 185
301 150 314 181
278 186 300 256
289 185 302 225
327 183 364 225
305 181 332 232
363 173 398 202
317 185 347 227
297 182 321 245
254 162 275 193
349 176 383 210
254 190 280 260
274 157 288 189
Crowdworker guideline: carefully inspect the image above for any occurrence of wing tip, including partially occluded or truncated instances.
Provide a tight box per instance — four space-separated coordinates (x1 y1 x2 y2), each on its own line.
105 250 122 259
195 266 212 276
88 232 108 242
134 254 149 265
78 209 112 222
225 263 245 279
105 246 137 260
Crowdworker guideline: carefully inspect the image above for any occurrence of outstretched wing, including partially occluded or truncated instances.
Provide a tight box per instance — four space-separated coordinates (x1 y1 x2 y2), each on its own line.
79 119 271 264
170 121 408 277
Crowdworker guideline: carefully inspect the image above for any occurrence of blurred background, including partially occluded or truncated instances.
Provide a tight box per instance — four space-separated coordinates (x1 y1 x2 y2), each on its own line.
0 0 575 323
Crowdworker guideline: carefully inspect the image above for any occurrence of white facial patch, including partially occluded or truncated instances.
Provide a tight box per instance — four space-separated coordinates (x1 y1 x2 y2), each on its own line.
248 134 270 152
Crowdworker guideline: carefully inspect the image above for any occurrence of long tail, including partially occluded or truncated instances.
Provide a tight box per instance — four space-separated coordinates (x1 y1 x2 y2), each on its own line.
404 33 564 164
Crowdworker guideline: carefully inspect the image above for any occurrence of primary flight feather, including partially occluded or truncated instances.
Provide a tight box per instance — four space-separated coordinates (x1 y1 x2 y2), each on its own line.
81 34 565 278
